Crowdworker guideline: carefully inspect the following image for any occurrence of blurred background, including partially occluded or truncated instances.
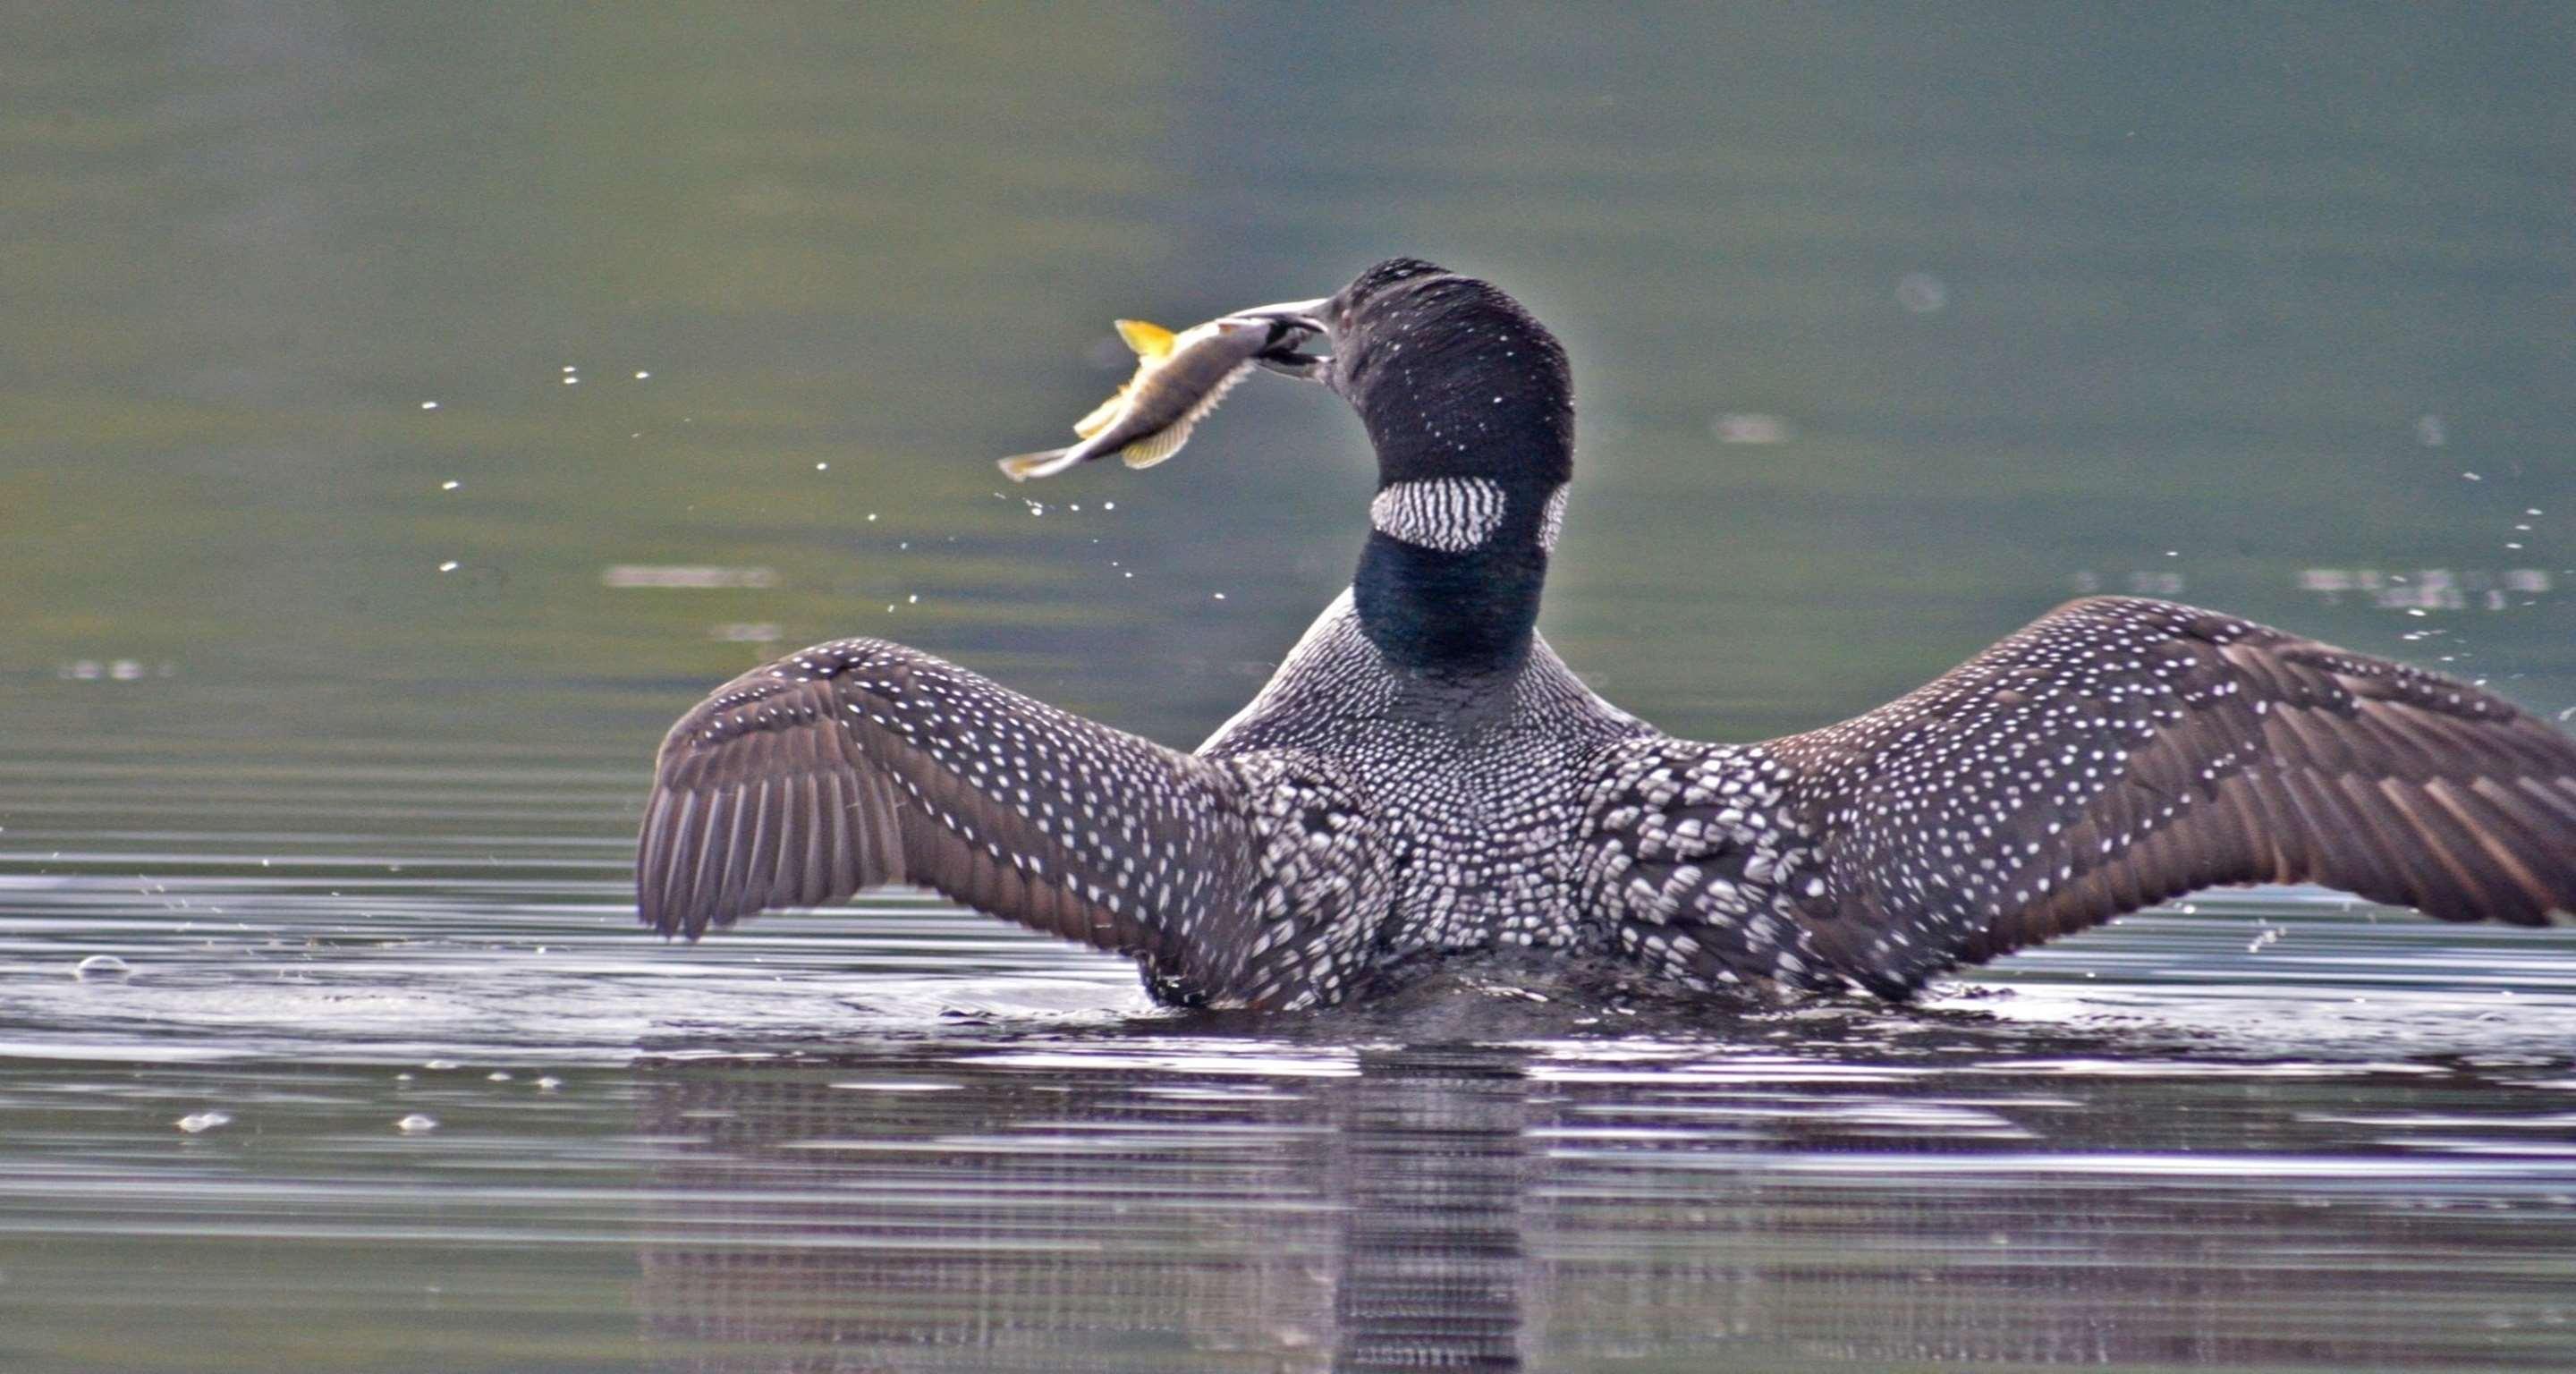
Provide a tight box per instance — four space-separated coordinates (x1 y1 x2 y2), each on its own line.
7 2 2568 757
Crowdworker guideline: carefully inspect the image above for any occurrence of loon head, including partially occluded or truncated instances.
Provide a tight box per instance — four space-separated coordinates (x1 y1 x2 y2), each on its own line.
1236 258 1574 495
1236 260 1574 675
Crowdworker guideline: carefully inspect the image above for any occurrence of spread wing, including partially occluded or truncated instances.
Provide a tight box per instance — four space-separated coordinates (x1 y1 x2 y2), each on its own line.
1582 597 2576 997
638 639 1389 1007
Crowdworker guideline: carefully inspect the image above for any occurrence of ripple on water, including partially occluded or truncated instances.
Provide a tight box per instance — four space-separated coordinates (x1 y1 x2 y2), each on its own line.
4 749 2576 1370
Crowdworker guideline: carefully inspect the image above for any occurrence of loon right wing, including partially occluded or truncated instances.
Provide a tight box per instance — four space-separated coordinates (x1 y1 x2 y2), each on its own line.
639 639 1388 1008
1582 597 2576 997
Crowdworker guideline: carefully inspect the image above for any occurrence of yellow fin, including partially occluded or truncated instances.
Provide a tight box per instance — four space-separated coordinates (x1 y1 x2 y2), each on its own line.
1114 318 1177 359
1116 424 1191 470
1072 386 1127 438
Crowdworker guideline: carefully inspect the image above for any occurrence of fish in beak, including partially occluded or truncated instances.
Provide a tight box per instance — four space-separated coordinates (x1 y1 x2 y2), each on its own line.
1001 313 1310 481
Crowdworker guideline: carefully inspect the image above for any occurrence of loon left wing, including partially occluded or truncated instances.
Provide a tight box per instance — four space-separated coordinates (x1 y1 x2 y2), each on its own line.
638 639 1388 1008
1582 596 2576 997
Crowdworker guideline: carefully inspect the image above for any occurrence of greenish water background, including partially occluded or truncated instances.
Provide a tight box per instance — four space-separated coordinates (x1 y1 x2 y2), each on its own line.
4 4 2573 1370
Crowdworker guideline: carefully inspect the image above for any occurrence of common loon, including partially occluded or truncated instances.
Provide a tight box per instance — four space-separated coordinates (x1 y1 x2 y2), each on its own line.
638 259 2576 1009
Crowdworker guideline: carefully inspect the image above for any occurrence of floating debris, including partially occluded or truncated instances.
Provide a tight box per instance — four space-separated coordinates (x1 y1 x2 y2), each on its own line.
395 1115 439 1134
175 1111 233 1134
73 954 131 980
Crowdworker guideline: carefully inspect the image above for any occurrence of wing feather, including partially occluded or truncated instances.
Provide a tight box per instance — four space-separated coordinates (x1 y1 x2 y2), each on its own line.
1778 597 2576 987
637 638 1388 1007
1583 597 2576 997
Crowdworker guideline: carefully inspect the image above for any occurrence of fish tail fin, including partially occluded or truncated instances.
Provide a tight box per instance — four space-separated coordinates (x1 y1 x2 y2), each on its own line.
998 447 1080 481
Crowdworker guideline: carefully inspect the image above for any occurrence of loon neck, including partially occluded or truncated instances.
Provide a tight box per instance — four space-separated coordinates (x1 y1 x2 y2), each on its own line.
1348 423 1569 674
1353 523 1551 675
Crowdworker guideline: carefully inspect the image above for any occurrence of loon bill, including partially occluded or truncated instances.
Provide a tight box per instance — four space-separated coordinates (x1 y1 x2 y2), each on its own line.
998 310 1318 481
640 258 2576 1011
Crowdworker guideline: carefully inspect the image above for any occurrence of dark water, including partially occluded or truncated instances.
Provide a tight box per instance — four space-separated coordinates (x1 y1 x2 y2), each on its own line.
5 5 2575 1370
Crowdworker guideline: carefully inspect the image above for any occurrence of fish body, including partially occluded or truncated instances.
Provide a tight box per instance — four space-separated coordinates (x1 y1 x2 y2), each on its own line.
1000 315 1282 481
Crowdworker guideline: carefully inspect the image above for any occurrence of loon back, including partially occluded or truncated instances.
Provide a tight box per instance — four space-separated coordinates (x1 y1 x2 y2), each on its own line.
637 259 2576 1010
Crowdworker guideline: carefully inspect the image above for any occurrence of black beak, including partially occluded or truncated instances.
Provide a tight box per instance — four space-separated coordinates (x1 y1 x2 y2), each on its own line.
1224 297 1332 381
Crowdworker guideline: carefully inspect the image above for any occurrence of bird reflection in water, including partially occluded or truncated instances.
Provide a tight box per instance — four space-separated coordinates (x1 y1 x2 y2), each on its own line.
633 1042 1533 1372
629 1015 2567 1371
